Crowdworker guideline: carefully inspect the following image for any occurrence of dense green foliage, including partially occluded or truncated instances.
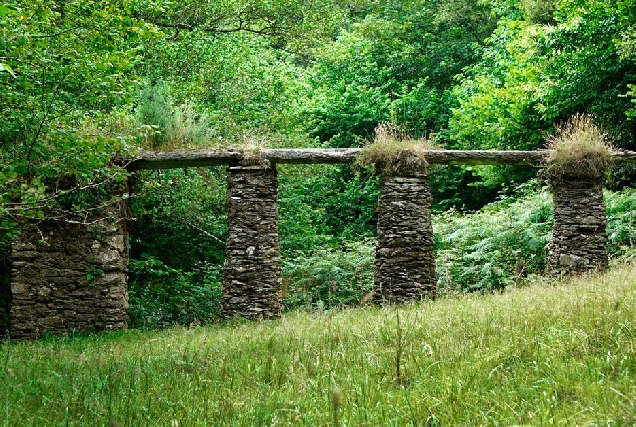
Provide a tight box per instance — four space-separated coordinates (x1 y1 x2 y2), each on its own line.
0 1 149 227
127 255 222 329
127 168 227 328
282 239 375 310
303 0 496 147
3 267 636 424
435 186 553 291
437 185 636 292
281 185 636 304
2 0 636 332
449 0 636 188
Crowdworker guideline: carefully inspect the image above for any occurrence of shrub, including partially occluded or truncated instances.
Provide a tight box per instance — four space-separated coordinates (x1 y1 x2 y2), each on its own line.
434 183 636 292
127 167 227 329
606 187 636 262
128 255 222 329
434 184 553 292
282 240 375 310
278 163 379 248
135 83 215 150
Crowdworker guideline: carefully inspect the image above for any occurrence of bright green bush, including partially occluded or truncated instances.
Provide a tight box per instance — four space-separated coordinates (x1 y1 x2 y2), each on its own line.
129 168 227 272
606 187 636 262
135 83 216 150
435 185 636 292
278 164 379 247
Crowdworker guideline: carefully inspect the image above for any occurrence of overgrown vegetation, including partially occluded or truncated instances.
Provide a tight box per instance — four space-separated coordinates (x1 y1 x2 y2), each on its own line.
2 0 636 333
284 184 636 305
355 122 438 175
544 114 614 181
282 239 375 311
435 185 552 292
2 265 635 424
126 167 227 329
127 256 222 329
135 83 217 150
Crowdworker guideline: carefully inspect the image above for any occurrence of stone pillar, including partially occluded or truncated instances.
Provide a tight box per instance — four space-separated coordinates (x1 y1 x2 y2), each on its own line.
548 178 608 275
222 162 282 319
374 173 436 304
10 209 129 340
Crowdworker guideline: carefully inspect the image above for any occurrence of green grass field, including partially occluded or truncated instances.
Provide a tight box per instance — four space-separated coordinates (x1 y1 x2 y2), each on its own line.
2 265 636 426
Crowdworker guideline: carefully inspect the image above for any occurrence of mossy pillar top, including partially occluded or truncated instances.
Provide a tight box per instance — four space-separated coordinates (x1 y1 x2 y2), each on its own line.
548 175 608 275
222 162 282 319
373 167 436 304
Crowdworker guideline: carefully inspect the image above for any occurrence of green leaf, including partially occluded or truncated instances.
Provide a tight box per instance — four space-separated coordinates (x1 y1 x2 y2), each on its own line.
0 63 16 78
0 4 19 17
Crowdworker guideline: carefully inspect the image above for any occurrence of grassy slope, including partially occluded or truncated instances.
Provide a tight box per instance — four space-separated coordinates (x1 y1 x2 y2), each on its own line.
2 266 636 425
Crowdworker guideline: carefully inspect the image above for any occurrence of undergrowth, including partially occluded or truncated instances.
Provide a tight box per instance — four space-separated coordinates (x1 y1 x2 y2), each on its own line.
2 265 635 425
437 184 636 292
282 239 374 310
283 184 636 301
434 184 553 291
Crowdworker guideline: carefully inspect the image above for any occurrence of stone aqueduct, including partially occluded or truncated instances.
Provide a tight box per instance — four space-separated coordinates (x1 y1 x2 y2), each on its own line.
9 148 636 339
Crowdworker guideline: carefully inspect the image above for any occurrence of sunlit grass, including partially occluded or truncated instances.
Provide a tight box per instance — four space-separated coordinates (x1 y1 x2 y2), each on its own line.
2 264 636 425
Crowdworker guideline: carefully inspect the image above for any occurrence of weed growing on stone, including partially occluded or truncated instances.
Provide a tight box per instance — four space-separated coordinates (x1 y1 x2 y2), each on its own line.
2 265 636 425
355 122 439 175
544 113 613 181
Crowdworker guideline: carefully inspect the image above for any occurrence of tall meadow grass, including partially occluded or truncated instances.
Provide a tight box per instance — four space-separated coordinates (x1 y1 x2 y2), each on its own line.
2 264 636 425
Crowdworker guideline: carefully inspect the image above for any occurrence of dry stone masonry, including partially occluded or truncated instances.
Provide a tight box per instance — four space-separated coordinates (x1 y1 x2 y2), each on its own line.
222 162 283 319
374 172 437 304
10 148 633 339
549 178 608 275
10 210 129 340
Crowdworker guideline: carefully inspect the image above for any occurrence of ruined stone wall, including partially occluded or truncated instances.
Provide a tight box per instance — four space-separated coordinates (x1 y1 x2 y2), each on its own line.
11 209 129 340
549 178 608 275
222 163 282 319
374 173 436 304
